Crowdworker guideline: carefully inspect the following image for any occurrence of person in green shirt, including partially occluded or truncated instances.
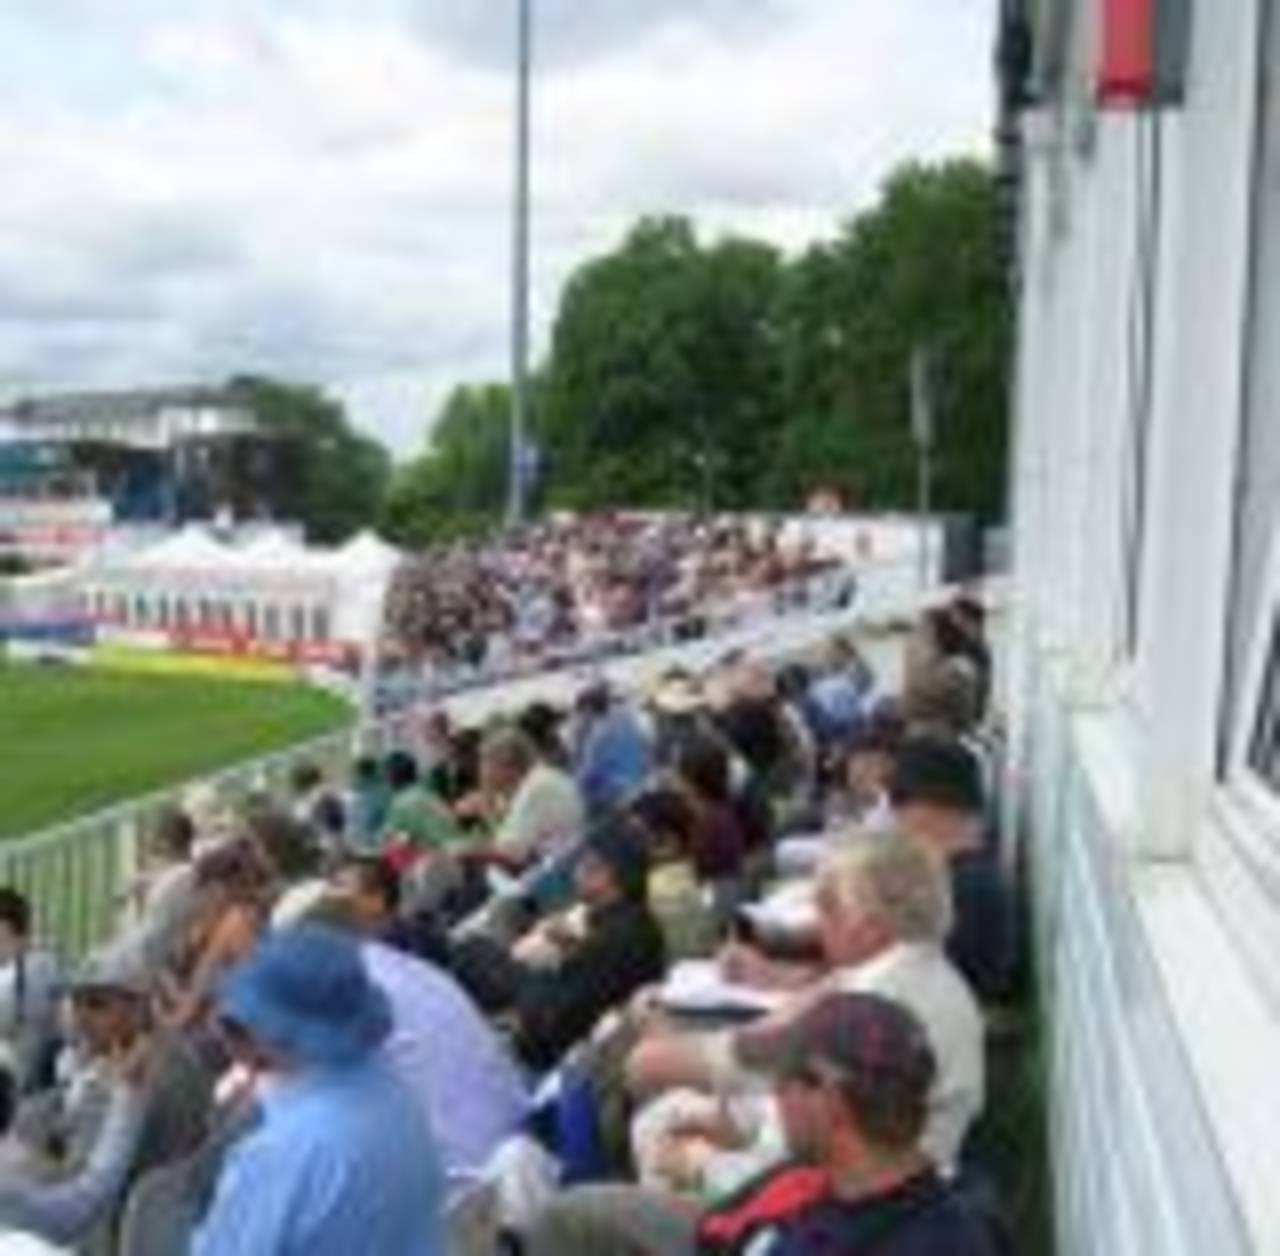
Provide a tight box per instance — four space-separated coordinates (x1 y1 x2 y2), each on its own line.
380 751 465 859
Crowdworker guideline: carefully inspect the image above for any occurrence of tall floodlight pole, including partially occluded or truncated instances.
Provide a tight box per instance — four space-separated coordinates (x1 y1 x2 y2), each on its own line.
508 0 533 529
909 346 936 593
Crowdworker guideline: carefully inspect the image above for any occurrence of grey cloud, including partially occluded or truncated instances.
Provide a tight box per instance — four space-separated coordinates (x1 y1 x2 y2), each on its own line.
0 2 996 454
0 280 159 326
406 0 790 70
104 214 244 283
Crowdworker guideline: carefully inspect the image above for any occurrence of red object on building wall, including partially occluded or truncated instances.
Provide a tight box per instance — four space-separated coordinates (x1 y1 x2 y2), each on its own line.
1098 0 1155 106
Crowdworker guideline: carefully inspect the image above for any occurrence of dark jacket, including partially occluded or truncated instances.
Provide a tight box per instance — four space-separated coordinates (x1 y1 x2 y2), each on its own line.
517 899 666 1072
949 848 1013 1003
698 1164 1005 1256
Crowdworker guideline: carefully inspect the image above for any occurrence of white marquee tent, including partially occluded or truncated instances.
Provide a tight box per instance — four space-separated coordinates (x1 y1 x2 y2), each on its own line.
80 526 401 665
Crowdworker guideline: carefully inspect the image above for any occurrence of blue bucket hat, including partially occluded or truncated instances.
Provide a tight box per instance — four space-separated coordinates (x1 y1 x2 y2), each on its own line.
219 925 391 1068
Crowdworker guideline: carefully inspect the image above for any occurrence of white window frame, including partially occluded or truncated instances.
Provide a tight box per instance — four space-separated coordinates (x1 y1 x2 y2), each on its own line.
1224 525 1280 831
1207 512 1280 1023
1215 0 1280 855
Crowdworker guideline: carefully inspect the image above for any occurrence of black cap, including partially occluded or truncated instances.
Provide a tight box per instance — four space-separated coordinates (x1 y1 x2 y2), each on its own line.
581 821 650 901
889 734 984 815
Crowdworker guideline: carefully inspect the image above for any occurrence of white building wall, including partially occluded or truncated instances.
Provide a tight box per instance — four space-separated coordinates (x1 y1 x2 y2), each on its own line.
1012 2 1280 1253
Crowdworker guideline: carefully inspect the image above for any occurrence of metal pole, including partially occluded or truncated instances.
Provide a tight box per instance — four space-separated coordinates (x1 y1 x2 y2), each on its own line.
508 0 533 529
918 441 933 592
909 346 935 592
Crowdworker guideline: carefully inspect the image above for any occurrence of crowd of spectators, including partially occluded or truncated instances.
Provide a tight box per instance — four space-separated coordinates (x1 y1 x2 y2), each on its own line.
0 588 1017 1254
380 513 853 684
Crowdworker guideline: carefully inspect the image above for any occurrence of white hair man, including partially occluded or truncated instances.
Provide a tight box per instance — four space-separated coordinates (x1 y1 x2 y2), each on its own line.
626 829 984 1196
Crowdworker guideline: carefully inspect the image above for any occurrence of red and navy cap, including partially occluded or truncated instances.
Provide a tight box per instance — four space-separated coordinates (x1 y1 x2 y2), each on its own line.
737 991 936 1099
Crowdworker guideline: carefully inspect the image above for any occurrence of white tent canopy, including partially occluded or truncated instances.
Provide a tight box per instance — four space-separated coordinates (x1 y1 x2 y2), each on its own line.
132 525 231 571
78 526 402 661
237 529 315 572
335 530 400 576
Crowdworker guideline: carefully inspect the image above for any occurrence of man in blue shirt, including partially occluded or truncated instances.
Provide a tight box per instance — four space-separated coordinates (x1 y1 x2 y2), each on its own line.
193 926 445 1256
574 685 652 814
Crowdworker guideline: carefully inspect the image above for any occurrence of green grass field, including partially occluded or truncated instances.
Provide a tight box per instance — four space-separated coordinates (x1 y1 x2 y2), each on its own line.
0 662 353 839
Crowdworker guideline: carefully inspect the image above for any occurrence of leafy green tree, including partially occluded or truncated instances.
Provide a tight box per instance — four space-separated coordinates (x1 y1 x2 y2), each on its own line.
227 376 391 543
381 383 513 545
540 218 785 511
774 159 1012 518
384 157 1010 533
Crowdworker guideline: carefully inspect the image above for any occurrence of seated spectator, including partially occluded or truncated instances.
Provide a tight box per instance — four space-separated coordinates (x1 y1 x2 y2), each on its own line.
0 1033 154 1247
126 806 199 973
380 751 464 863
330 857 451 968
947 593 994 721
244 805 322 887
427 725 483 811
627 832 984 1184
475 727 585 867
343 755 390 854
517 701 572 770
454 822 667 1073
181 783 237 857
649 670 718 771
192 926 446 1255
413 707 455 778
773 677 820 817
4 943 210 1251
575 685 653 815
902 657 982 740
528 993 1001 1256
901 653 1001 823
807 636 874 745
630 791 717 961
288 761 346 853
159 842 269 1032
285 893 529 1192
831 725 900 830
890 736 1012 1001
718 668 788 793
912 601 992 725
675 735 747 920
0 891 61 1099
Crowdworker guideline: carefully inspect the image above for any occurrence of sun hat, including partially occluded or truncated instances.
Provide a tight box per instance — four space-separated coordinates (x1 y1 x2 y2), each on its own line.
651 672 706 716
218 925 391 1068
68 940 151 1000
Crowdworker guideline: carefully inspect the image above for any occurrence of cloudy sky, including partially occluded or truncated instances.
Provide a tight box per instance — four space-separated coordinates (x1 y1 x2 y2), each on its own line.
0 1 996 456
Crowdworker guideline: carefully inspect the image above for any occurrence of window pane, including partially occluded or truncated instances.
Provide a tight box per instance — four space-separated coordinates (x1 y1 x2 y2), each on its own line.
1221 0 1280 770
1249 615 1280 793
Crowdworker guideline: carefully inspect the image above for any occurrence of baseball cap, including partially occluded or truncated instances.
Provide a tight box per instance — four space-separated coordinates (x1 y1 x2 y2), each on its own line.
737 991 936 1100
888 734 984 815
68 941 151 999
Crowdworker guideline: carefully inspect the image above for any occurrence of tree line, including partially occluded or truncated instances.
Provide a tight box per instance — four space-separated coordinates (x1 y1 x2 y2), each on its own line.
261 157 1012 548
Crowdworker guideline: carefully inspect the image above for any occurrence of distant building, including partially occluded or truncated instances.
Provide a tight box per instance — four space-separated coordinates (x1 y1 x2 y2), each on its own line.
0 386 297 562
0 385 256 449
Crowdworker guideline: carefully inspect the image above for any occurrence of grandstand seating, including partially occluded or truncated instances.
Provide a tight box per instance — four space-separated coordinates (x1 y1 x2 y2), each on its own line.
0 573 1009 1254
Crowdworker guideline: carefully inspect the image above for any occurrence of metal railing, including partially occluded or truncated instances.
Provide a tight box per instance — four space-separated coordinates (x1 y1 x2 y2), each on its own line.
0 557 929 960
0 726 362 960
